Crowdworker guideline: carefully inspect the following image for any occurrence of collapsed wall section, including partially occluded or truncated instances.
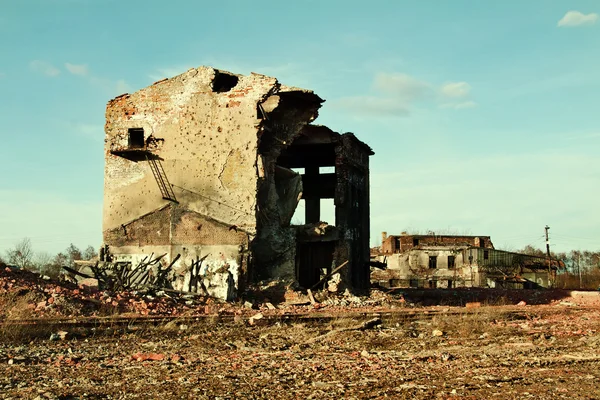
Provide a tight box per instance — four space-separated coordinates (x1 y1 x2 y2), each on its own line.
251 89 324 282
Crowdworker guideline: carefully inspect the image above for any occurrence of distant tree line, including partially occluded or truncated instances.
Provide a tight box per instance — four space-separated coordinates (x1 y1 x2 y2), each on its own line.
0 238 98 279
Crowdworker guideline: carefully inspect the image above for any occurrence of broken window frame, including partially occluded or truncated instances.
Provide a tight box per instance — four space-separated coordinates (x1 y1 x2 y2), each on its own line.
429 255 437 269
127 128 145 149
448 255 456 269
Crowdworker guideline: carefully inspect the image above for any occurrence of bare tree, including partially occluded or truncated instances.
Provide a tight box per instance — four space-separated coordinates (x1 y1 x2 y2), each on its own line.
65 243 82 267
33 251 54 274
6 238 34 269
42 252 68 279
82 245 98 261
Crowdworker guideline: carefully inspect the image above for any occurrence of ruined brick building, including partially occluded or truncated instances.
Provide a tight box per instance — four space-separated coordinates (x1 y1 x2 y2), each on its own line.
102 66 373 300
374 233 560 289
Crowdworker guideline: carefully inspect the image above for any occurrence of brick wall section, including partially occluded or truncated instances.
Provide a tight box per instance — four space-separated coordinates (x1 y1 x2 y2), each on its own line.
171 208 248 246
104 205 172 247
104 204 248 248
382 234 494 254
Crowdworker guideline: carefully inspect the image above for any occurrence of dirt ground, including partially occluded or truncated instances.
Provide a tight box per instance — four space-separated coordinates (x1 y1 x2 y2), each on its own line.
1 302 600 399
2 267 600 399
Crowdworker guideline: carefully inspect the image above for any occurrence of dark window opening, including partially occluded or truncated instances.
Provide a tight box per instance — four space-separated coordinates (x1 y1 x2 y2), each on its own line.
212 71 239 93
429 280 437 288
394 238 401 253
483 250 489 260
413 238 419 246
448 255 455 269
409 279 419 288
128 128 145 148
447 280 453 288
429 255 437 269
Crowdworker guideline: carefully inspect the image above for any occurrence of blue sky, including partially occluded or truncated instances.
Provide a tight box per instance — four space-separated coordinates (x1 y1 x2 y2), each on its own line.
0 0 598 256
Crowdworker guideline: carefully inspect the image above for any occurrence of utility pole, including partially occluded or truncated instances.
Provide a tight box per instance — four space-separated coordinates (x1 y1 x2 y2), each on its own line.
544 225 551 258
545 225 553 288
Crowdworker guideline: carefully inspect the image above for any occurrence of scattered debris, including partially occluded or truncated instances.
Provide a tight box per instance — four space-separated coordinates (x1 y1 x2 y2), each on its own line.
248 313 265 326
132 353 165 362
305 317 382 344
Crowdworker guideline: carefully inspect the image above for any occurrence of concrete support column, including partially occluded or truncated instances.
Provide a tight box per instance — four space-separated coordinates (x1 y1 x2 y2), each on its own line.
305 166 320 223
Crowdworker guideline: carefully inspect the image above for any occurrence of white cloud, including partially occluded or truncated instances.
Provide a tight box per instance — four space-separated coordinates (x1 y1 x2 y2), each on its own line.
65 62 89 76
440 82 471 98
374 73 432 100
557 11 598 27
29 60 60 77
336 72 476 116
334 72 432 117
334 96 411 117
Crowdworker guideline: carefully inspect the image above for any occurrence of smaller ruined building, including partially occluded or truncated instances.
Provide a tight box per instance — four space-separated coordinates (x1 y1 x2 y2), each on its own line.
374 233 560 289
102 66 373 300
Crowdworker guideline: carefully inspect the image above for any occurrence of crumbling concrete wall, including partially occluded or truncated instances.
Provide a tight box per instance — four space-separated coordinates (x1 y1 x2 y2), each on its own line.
103 66 325 299
104 67 279 234
375 247 480 288
251 89 323 282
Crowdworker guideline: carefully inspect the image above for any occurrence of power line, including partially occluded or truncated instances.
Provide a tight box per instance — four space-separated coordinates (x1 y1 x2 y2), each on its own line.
552 234 598 242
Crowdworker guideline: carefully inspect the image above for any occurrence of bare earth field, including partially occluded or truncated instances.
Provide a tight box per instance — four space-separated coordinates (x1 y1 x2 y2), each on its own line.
2 269 600 399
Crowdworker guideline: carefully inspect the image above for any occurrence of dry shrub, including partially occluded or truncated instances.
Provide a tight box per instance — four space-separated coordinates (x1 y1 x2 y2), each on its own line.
0 322 56 343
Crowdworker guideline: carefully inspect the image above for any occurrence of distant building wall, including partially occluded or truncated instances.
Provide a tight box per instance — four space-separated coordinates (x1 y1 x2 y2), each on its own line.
375 245 556 289
381 233 494 254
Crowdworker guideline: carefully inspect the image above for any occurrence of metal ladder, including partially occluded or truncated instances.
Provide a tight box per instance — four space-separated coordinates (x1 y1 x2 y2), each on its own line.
145 154 177 202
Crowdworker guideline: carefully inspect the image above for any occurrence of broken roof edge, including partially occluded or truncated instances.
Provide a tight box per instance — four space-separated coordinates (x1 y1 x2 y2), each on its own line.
340 132 374 155
107 65 324 105
389 234 492 239
467 246 563 264
296 125 373 155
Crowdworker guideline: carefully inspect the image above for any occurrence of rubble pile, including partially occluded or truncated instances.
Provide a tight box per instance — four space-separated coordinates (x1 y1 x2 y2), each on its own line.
0 267 229 319
2 266 599 324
